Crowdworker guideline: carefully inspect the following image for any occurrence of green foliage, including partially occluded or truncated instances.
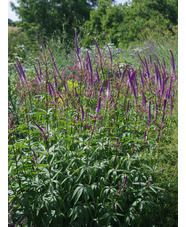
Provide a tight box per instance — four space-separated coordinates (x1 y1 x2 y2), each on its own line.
8 25 40 64
82 0 177 47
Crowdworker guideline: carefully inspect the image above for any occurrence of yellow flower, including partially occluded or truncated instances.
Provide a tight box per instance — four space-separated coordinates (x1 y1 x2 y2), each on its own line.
67 79 78 91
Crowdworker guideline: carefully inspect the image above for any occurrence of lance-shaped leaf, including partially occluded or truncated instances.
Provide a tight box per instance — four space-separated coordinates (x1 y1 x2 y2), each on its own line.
169 49 176 75
148 101 151 124
96 97 101 115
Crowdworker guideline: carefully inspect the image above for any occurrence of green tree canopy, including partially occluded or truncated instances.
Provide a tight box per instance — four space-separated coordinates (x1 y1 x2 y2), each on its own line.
82 0 177 47
10 0 113 42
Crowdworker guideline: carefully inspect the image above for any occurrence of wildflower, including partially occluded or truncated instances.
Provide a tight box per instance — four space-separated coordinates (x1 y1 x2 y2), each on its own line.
67 79 78 91
144 129 147 139
169 49 176 75
107 45 113 64
106 76 111 97
96 97 101 115
81 106 84 120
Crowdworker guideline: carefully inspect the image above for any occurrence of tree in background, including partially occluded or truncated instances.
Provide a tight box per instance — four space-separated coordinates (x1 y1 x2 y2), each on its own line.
82 0 177 47
10 0 114 44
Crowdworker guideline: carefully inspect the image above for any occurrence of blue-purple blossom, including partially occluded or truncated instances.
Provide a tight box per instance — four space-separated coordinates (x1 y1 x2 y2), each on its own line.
30 119 45 135
161 111 165 124
170 96 173 115
96 68 100 83
87 51 93 85
81 106 84 120
33 64 41 83
169 49 176 75
115 137 119 145
123 176 127 187
142 92 146 106
99 80 105 95
162 99 167 112
144 129 147 139
93 38 101 54
126 101 130 113
96 97 101 115
106 76 111 97
33 150 37 161
107 45 113 64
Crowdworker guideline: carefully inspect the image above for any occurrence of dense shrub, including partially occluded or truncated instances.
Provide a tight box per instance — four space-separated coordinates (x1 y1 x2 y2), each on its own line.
8 31 177 226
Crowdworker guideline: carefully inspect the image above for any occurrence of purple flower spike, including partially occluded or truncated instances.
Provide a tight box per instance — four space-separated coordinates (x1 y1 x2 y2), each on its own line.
93 38 101 55
96 68 100 83
162 99 167 112
33 64 41 83
138 53 145 67
139 68 144 88
142 92 146 106
38 60 42 77
81 106 84 120
30 119 45 135
33 150 37 161
144 129 147 139
155 101 158 118
54 74 58 88
99 80 105 95
107 45 113 63
75 28 80 55
126 101 130 114
115 137 119 146
106 76 111 97
148 101 151 125
170 96 173 115
87 51 93 85
96 97 101 115
169 50 176 75
123 176 127 187
161 111 165 124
